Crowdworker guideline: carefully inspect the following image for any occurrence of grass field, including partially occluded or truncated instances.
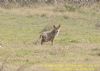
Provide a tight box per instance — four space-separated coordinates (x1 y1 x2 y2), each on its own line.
0 5 100 71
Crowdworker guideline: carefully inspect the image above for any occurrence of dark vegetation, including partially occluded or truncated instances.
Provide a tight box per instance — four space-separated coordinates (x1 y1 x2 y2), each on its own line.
0 0 100 8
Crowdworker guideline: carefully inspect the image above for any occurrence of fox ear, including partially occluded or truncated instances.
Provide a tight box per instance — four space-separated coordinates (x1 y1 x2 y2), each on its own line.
58 24 61 28
53 25 56 28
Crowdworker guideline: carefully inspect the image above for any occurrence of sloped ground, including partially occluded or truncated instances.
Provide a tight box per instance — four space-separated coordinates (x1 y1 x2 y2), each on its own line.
0 6 100 71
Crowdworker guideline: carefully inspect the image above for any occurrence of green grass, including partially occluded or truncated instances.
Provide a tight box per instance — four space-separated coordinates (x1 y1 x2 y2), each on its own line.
0 6 100 71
